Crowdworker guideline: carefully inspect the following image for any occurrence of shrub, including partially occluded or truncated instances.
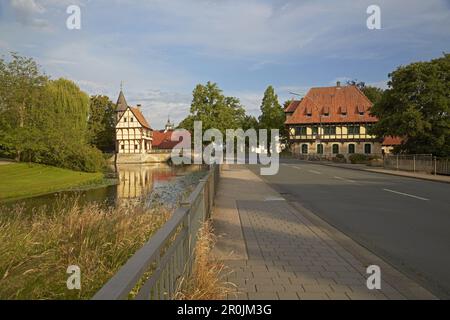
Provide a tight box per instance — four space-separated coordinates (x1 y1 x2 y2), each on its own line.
332 154 347 163
349 153 371 164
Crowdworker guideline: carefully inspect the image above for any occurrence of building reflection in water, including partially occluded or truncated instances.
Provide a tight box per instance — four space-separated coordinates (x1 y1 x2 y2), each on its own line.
116 164 172 201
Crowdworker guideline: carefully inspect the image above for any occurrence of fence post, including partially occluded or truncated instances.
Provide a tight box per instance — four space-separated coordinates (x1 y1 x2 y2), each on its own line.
396 155 399 171
413 155 416 172
434 156 437 176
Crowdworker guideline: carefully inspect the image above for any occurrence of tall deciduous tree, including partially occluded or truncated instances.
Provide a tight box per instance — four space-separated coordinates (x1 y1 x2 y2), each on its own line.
180 81 246 134
370 54 450 156
88 95 116 152
0 53 48 160
258 86 285 138
361 86 384 105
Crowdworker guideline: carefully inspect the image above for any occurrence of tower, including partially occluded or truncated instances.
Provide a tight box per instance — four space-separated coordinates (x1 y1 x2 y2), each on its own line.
116 83 128 122
165 116 174 132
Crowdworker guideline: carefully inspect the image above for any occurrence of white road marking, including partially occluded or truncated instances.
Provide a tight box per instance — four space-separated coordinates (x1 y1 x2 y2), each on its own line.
383 188 430 201
308 170 322 175
334 176 356 183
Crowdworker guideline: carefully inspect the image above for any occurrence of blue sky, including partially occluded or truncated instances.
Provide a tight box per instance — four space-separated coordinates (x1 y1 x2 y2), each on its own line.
0 0 449 129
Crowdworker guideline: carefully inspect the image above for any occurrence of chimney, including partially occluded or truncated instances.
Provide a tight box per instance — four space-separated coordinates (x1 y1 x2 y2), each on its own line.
336 81 341 87
136 104 142 109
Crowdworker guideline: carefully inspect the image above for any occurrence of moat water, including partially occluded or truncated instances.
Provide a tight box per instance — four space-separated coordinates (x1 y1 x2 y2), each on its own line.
1 164 207 215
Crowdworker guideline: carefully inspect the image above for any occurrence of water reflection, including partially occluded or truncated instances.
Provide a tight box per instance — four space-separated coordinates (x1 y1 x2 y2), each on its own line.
1 164 205 214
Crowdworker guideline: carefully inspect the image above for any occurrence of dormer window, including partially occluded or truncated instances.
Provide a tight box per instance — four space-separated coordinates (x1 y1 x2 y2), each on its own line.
341 106 347 116
306 105 312 117
357 105 365 115
323 106 330 116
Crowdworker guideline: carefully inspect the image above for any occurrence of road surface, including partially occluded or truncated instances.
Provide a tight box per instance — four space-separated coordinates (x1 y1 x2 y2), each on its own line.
249 159 450 298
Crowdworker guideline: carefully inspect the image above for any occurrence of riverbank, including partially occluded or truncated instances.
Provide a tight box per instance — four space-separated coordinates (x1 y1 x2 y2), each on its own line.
0 163 107 202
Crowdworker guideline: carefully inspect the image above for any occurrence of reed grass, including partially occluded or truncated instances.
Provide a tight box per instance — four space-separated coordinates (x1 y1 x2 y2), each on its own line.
0 197 170 299
174 221 236 300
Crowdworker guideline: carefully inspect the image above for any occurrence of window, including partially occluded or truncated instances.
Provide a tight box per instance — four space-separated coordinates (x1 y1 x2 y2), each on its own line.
121 145 124 150
364 144 372 154
135 145 138 150
130 117 134 122
348 125 360 135
312 126 319 135
301 144 308 154
348 144 355 154
296 126 307 135
317 144 324 154
324 126 336 135
332 144 339 154
124 117 127 122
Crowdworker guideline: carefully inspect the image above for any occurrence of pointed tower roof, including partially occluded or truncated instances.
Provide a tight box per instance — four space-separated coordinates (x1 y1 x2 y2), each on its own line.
116 90 128 112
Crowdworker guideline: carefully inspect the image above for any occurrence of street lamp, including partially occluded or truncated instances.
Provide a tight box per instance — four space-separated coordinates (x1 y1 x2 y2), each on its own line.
289 92 324 155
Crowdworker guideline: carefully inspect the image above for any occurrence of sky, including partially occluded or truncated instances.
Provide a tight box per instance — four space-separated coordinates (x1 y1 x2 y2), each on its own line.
0 0 449 129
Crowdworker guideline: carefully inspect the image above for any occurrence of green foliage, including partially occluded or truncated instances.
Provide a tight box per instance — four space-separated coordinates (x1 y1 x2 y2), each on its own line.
348 153 378 164
179 81 247 134
370 54 450 156
258 86 285 134
241 115 259 131
361 86 384 104
0 53 105 172
88 95 116 152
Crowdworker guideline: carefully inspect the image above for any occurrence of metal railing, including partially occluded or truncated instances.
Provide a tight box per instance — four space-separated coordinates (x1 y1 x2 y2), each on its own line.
383 154 450 176
92 165 220 300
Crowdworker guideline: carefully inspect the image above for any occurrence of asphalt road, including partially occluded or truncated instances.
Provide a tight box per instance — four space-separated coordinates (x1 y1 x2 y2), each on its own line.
249 159 450 299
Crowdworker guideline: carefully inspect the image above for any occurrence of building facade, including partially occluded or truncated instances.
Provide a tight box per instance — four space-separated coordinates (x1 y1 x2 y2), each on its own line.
115 90 153 154
285 83 382 157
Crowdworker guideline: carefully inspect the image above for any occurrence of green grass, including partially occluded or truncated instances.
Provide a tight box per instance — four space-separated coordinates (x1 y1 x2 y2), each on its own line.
0 163 104 202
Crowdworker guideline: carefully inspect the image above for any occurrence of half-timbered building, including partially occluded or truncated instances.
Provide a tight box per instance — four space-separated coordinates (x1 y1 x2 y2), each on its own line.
285 83 382 157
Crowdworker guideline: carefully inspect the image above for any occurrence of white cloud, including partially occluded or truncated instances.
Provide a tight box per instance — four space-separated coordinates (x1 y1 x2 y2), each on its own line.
10 0 49 28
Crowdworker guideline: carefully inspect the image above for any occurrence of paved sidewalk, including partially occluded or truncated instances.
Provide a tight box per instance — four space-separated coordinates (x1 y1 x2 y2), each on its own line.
212 165 437 300
311 161 450 184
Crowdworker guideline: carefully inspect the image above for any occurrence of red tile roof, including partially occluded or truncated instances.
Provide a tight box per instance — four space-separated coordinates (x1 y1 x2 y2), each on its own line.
130 107 152 130
382 136 403 146
285 85 378 124
152 130 179 150
284 100 301 113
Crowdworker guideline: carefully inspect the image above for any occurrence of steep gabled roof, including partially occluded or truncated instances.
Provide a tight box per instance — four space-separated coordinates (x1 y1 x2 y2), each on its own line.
116 90 128 112
285 85 377 124
284 100 301 113
130 107 152 130
153 130 179 150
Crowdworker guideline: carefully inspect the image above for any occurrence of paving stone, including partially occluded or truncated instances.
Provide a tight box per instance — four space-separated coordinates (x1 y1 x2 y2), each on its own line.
277 292 300 300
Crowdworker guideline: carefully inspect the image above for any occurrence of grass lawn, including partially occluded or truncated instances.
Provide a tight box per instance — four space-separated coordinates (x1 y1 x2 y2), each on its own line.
0 163 103 202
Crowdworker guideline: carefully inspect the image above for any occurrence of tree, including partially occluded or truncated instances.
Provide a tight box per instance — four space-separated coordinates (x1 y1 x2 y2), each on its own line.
179 81 246 134
0 53 48 160
258 86 285 139
361 86 384 105
88 95 116 152
370 54 450 156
